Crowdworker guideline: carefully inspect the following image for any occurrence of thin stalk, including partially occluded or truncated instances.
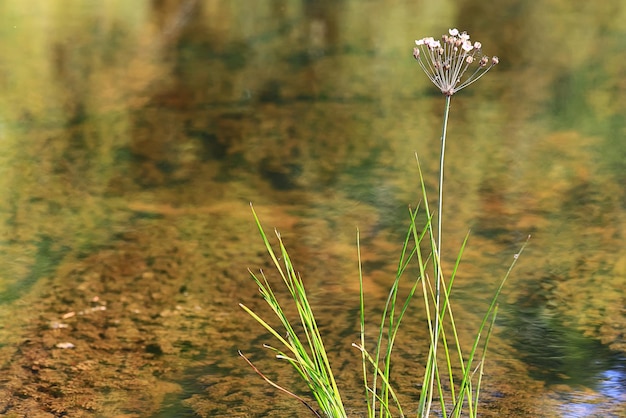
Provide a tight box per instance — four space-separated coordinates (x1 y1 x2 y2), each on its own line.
239 351 322 418
357 229 373 417
370 207 421 417
473 306 499 418
430 94 452 413
437 95 452 268
436 95 452 289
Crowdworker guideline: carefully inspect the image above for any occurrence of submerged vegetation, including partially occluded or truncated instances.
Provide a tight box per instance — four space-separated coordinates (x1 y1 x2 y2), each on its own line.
239 29 526 417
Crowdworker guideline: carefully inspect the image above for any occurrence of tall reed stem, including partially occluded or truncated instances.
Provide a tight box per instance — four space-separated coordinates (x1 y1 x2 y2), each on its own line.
428 94 451 413
437 93 451 316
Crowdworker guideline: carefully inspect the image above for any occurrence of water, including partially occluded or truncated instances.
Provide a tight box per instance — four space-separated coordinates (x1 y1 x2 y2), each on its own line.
0 1 625 416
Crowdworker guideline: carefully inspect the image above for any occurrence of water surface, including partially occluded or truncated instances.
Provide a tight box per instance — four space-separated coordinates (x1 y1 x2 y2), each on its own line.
0 1 624 417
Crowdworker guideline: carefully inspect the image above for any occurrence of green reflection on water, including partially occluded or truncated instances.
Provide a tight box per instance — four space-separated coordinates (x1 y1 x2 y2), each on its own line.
503 304 623 386
0 236 66 304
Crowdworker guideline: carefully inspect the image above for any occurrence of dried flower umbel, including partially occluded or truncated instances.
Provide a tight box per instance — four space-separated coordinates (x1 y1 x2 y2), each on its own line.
413 28 498 96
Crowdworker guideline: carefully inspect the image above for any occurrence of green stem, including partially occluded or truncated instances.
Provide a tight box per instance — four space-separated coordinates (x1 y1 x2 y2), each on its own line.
428 94 451 413
437 94 451 307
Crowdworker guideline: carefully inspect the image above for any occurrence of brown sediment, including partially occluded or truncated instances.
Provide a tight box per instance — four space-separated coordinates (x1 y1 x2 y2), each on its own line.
0 201 267 416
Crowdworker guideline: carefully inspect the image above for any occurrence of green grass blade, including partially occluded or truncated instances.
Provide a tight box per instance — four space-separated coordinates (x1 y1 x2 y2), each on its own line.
353 343 405 417
243 205 347 417
473 305 498 417
451 237 530 416
357 229 376 418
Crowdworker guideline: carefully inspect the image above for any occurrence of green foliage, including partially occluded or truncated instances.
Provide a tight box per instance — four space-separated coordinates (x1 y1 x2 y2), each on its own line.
239 204 346 418
240 189 527 417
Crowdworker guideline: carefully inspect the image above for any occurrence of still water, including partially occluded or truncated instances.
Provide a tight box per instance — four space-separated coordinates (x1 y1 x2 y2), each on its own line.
0 1 624 417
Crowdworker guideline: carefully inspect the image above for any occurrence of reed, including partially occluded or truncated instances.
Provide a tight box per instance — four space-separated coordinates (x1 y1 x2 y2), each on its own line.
239 29 527 417
239 205 346 418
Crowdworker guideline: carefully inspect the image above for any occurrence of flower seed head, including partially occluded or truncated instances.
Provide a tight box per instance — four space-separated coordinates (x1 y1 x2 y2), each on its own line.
412 28 499 96
461 41 473 52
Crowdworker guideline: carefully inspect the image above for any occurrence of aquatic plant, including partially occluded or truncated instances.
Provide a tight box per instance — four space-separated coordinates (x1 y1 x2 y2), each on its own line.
412 28 500 416
239 206 346 418
240 28 525 417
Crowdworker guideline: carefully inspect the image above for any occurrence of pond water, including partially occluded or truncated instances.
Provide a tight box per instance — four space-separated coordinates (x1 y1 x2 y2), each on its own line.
1 1 625 417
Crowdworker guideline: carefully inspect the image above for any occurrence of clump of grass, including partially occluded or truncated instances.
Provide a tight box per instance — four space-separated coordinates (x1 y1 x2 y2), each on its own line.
240 182 526 417
239 204 346 418
239 28 527 417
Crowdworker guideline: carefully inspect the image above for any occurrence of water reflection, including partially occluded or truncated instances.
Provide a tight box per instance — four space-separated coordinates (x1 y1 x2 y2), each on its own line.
0 0 624 416
559 362 626 417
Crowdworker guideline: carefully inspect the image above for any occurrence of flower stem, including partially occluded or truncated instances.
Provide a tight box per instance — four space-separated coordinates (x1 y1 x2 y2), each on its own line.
437 95 451 300
428 94 451 412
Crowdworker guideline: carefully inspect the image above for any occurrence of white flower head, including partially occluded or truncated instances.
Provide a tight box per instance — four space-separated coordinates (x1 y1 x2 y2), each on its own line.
412 29 499 96
461 41 473 52
429 40 441 49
